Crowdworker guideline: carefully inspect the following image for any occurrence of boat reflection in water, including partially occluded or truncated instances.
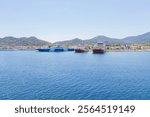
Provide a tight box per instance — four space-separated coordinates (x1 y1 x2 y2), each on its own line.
92 42 105 54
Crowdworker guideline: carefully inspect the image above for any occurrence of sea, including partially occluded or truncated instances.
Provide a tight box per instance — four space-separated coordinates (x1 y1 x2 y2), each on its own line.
0 51 150 100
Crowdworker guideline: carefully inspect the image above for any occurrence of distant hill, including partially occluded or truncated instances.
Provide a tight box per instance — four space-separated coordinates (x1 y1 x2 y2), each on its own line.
122 32 150 44
0 36 50 49
54 32 150 45
54 38 83 46
83 36 120 44
1 32 150 49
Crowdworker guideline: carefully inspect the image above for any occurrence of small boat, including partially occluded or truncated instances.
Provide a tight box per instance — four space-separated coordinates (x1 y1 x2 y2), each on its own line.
75 46 89 53
92 42 105 54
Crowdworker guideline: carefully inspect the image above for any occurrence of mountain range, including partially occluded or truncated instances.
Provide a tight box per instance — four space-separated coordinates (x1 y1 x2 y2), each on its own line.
54 32 150 45
0 36 50 47
1 32 150 49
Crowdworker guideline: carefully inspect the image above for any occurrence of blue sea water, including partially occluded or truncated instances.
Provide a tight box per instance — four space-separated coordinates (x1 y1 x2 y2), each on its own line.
0 51 150 100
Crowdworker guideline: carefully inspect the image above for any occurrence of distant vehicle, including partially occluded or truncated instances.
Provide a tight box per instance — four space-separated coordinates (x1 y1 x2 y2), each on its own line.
92 42 105 54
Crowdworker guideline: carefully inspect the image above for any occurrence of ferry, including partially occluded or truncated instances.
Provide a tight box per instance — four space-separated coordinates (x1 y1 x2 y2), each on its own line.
92 42 105 54
37 45 74 52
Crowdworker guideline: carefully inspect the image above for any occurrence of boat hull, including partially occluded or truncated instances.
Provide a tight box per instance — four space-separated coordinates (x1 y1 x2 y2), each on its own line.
93 48 105 54
53 48 64 52
75 49 88 53
37 48 50 52
67 48 74 51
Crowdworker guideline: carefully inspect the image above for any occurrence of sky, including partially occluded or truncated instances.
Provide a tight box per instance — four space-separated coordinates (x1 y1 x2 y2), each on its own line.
0 0 150 42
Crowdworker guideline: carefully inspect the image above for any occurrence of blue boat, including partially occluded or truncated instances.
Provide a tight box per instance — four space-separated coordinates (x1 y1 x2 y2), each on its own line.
50 46 64 52
37 45 74 52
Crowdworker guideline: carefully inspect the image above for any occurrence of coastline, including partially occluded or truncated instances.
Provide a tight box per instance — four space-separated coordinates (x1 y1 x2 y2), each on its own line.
1 49 150 52
106 49 150 52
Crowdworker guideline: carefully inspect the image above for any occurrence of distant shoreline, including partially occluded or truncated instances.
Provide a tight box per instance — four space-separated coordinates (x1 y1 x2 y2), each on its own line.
107 50 150 52
0 49 150 52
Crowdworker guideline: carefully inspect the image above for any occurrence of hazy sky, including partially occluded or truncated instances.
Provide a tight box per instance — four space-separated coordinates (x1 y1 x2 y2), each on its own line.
0 0 150 42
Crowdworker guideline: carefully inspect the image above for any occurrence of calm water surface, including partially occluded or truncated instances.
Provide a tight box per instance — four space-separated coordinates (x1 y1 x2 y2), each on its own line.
0 51 150 100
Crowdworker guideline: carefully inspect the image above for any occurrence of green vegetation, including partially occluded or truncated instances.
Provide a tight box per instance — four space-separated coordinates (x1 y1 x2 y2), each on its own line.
143 44 150 46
